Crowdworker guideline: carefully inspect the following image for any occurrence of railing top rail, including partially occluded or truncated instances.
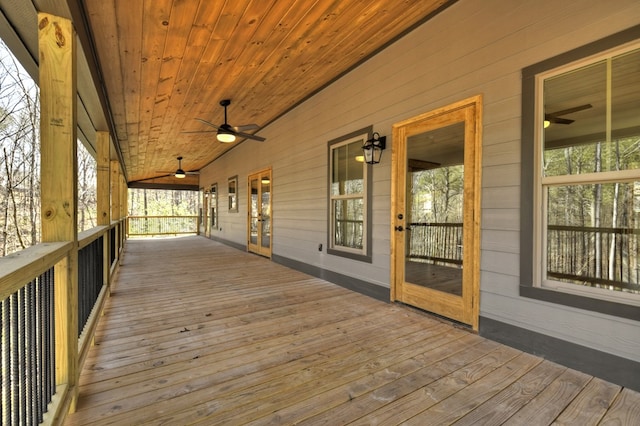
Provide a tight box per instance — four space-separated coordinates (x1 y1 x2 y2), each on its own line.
0 241 72 300
409 222 463 227
78 225 109 249
548 224 640 235
128 215 198 219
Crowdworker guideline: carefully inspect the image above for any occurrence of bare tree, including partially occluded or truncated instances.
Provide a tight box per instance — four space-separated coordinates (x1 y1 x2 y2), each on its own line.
0 42 40 255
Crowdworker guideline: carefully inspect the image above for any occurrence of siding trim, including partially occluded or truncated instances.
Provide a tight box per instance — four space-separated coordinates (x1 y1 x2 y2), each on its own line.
272 254 390 302
209 235 246 252
207 236 389 302
480 316 640 392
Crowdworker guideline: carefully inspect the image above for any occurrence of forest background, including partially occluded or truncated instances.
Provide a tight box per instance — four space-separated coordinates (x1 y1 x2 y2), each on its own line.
0 40 197 257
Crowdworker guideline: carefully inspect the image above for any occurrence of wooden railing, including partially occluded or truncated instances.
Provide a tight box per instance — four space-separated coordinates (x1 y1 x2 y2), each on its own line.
547 224 640 292
406 221 639 293
407 222 463 266
334 218 363 249
0 218 126 424
128 215 199 237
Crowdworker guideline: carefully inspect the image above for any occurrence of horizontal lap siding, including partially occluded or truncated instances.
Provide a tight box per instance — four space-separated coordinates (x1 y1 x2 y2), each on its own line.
200 0 640 361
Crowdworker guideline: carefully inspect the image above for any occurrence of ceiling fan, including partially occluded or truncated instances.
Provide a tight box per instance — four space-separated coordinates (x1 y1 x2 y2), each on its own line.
544 103 592 126
155 156 199 179
188 99 265 142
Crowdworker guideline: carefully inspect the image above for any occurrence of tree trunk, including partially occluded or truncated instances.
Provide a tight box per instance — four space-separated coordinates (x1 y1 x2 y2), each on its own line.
593 142 602 278
608 140 620 280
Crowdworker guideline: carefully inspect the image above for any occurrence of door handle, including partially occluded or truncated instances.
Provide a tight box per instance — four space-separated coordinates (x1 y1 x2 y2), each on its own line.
395 225 404 232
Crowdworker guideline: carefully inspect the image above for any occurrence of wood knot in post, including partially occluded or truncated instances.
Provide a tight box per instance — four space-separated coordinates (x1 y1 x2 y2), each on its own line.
53 22 66 47
44 207 55 220
39 16 49 30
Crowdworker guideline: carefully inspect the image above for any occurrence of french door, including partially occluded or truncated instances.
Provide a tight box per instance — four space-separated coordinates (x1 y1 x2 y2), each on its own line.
248 168 272 257
391 96 482 330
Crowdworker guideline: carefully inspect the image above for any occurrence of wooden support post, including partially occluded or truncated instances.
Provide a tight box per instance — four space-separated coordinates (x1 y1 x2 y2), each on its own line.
97 132 111 293
121 173 128 239
110 160 120 222
97 132 111 227
111 161 121 259
38 12 79 411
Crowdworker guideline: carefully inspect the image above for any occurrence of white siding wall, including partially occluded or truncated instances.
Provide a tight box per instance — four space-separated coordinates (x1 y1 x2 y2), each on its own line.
200 0 640 362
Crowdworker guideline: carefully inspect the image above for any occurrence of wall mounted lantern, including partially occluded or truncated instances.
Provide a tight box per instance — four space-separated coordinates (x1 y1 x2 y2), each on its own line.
362 132 386 164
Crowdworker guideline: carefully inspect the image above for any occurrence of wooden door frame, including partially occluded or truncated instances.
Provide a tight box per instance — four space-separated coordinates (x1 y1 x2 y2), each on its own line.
390 95 482 330
247 167 273 258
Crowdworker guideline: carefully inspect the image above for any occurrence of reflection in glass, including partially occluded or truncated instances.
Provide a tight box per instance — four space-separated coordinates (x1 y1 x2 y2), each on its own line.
546 182 640 295
333 198 363 249
544 48 640 176
210 185 217 229
250 178 258 245
261 177 271 249
330 138 366 251
405 122 465 296
332 142 364 195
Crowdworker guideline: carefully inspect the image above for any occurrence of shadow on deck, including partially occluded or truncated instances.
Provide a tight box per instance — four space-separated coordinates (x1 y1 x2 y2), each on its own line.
65 236 639 425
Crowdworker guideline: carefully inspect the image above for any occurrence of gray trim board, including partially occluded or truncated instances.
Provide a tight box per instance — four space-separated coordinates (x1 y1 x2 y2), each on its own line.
480 316 640 392
204 236 388 301
272 254 389 302
208 235 247 253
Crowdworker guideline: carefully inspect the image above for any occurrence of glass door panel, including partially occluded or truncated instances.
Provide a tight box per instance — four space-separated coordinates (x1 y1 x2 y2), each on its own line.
249 177 259 246
261 176 271 250
405 122 464 296
248 168 272 257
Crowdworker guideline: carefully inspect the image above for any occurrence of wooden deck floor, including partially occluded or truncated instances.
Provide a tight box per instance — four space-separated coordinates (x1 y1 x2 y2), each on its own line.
65 236 640 425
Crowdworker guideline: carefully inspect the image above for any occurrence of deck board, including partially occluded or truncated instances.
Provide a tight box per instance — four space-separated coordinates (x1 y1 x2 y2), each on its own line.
65 236 640 425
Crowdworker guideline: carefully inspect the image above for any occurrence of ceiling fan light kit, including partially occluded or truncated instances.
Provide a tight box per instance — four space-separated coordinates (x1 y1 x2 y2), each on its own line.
217 128 237 143
175 156 187 178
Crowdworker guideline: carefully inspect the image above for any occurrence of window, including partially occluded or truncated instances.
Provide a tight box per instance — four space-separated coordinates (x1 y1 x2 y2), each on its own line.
328 126 372 262
199 187 204 227
521 27 640 318
228 176 238 212
210 184 217 229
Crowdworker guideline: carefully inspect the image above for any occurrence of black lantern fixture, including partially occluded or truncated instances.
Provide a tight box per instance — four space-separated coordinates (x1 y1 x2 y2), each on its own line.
362 132 386 164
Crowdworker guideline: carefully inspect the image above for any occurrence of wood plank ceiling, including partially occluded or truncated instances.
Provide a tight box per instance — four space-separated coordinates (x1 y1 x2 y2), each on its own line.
81 0 454 188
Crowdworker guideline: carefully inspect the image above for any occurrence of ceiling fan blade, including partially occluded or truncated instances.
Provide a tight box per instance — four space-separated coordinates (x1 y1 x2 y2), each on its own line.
195 118 222 130
545 103 592 125
548 104 592 117
232 123 260 132
545 115 574 125
181 130 218 134
236 131 266 142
